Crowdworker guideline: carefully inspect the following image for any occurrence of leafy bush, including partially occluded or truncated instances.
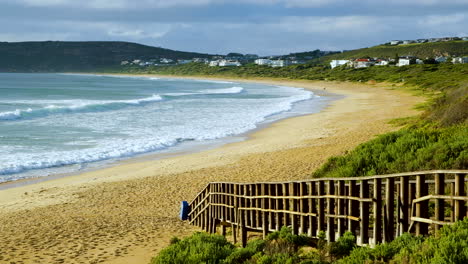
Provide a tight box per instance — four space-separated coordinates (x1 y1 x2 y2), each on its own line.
151 232 234 264
329 232 357 258
313 125 468 178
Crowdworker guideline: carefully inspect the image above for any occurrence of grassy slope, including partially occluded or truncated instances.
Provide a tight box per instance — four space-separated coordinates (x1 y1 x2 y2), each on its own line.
319 41 468 62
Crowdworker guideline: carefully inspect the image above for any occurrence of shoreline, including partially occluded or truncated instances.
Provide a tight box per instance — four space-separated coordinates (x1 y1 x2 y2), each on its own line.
0 75 337 190
0 77 424 264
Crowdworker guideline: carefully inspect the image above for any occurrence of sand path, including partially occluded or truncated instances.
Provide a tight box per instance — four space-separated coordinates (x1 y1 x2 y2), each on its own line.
0 79 423 264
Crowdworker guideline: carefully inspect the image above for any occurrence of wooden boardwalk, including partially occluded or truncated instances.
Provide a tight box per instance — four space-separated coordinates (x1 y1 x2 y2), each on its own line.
186 170 468 246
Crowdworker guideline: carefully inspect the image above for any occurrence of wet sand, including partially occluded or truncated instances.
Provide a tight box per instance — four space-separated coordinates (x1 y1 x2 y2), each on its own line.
0 79 423 264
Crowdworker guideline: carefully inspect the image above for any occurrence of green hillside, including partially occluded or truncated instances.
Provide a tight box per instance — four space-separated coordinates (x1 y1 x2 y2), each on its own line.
0 41 215 72
319 41 468 62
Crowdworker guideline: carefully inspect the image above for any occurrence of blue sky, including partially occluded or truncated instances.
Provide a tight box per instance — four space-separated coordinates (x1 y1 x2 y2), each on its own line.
1 0 467 55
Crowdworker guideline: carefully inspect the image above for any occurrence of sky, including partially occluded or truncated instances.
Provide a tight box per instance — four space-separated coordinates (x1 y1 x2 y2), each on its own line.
1 0 467 55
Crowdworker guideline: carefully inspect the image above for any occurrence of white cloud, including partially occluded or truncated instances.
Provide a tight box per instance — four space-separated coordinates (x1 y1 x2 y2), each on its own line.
275 16 381 33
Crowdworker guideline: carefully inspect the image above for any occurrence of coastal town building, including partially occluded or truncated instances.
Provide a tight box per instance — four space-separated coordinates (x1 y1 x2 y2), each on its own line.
375 59 389 66
398 58 412 67
354 59 373 68
452 57 468 64
330 60 350 69
254 59 272 65
435 57 448 63
270 60 290 67
178 59 192 64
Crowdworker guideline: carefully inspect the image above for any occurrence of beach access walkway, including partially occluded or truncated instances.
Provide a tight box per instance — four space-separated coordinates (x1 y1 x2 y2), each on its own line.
185 170 468 246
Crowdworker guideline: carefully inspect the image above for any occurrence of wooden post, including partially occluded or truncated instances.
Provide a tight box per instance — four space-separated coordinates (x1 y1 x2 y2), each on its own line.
309 182 317 237
300 182 307 235
454 174 465 221
276 184 282 230
327 180 336 242
318 181 325 234
232 184 238 244
240 210 247 247
337 180 346 238
290 183 298 235
261 183 268 239
435 174 445 231
360 180 369 244
385 178 395 242
373 178 382 245
399 176 409 235
348 180 358 234
415 175 428 236
283 183 288 227
221 225 227 236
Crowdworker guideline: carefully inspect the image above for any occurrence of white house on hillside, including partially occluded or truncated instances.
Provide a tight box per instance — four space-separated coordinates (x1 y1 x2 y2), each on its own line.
330 60 349 69
270 60 290 67
218 60 241 66
398 58 411 67
254 59 272 65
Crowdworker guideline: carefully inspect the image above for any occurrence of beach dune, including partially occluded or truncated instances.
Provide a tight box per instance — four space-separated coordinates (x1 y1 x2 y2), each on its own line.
0 79 423 264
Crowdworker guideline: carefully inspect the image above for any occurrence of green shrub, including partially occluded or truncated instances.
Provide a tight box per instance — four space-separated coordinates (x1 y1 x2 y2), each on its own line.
329 232 356 258
313 125 468 178
151 232 234 264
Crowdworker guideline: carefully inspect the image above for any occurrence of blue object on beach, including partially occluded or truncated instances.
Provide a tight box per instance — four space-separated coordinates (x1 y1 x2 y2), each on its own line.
180 201 190 220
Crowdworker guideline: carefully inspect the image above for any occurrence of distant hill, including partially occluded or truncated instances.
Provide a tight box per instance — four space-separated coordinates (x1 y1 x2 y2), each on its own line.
318 41 468 62
0 41 215 72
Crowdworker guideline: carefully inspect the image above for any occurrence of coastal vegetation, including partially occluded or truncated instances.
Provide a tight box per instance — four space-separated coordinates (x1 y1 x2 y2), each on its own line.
0 41 214 72
152 219 468 264
317 41 468 63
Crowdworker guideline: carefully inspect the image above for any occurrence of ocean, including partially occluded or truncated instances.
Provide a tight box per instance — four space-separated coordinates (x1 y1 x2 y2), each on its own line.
0 73 328 183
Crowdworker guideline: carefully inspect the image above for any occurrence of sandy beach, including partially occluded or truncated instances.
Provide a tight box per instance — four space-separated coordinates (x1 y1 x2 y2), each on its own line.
0 78 423 264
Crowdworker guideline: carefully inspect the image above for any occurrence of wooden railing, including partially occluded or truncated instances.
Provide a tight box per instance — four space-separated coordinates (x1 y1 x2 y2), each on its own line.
186 170 468 246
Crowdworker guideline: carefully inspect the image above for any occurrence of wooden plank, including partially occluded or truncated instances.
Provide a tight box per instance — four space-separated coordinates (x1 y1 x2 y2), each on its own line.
360 180 369 244
318 181 325 234
385 177 395 242
415 175 428 236
337 180 346 237
327 180 336 242
348 180 358 234
454 174 465 221
399 176 409 235
240 210 247 247
435 173 445 231
373 178 382 244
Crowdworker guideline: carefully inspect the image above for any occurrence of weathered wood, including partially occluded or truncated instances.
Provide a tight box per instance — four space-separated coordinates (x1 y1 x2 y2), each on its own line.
261 184 268 239
454 174 465 221
318 181 325 234
290 183 298 235
399 176 409 235
309 182 317 236
337 181 346 237
327 180 336 242
415 175 428 236
186 170 468 247
283 183 289 227
276 184 282 230
300 182 307 235
384 178 395 242
360 180 369 244
435 173 445 231
373 178 382 244
348 180 358 235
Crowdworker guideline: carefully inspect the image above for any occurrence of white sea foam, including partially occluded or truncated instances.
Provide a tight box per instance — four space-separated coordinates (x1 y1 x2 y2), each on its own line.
199 86 244 94
0 94 163 121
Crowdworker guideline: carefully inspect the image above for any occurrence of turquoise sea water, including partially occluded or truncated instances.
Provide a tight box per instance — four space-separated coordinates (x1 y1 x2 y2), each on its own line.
0 73 327 183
